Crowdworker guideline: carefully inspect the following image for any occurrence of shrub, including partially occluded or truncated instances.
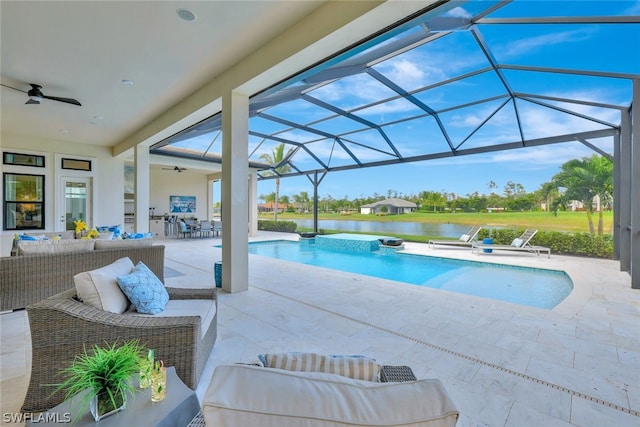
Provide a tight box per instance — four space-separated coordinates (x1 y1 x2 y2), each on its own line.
480 228 613 258
258 220 297 233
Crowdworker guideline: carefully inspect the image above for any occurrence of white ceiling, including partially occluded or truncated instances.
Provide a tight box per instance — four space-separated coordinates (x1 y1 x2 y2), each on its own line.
0 1 324 148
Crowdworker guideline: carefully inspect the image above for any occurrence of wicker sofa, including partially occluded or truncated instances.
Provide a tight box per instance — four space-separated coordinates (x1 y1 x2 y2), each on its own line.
21 259 217 412
1 243 164 311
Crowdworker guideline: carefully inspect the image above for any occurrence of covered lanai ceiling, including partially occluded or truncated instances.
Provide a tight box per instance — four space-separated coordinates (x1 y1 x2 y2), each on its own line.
151 0 640 180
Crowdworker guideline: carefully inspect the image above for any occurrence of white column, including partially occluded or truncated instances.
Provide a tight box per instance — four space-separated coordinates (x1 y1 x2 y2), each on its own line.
207 179 214 221
221 91 249 293
248 172 258 236
134 145 150 233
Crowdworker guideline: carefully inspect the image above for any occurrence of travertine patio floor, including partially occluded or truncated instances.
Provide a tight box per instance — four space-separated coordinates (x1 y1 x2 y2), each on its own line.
1 232 638 426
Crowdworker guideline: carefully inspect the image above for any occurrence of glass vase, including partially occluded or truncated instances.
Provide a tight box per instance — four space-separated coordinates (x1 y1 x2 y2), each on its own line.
90 391 126 421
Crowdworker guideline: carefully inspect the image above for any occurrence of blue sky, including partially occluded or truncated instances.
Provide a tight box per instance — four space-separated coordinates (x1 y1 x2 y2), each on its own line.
250 0 640 201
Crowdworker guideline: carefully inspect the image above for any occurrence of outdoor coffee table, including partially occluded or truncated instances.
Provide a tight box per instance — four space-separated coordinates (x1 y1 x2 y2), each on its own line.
26 367 199 427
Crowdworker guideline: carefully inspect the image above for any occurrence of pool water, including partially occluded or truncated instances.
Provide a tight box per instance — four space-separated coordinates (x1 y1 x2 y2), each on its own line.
247 240 573 309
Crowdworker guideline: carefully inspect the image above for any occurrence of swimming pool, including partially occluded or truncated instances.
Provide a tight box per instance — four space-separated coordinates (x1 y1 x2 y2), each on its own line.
247 239 573 309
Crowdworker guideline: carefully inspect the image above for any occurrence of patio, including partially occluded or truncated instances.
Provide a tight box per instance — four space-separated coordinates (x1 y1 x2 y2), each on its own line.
1 232 639 426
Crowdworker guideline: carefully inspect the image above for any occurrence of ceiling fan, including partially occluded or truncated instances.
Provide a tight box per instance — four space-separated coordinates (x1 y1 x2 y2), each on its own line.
0 83 81 106
162 166 187 172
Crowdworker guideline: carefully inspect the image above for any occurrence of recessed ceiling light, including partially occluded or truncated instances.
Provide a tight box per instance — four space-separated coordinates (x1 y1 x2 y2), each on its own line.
122 79 134 86
176 8 196 22
60 129 69 134
93 115 103 120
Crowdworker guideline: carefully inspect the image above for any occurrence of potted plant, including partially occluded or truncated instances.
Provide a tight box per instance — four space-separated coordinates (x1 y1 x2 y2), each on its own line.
54 340 146 422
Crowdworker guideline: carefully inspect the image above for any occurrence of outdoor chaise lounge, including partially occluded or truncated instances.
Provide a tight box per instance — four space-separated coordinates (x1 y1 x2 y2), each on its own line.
471 229 551 258
428 225 482 249
200 353 459 426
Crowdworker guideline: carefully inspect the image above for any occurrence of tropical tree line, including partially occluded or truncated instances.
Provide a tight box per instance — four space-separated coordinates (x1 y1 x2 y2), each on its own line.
259 145 613 235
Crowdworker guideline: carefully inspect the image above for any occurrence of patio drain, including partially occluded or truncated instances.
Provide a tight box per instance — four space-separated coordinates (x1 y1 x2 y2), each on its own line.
256 286 639 419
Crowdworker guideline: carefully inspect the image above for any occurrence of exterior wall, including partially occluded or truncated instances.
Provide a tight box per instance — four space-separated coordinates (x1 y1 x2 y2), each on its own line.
149 168 209 221
1 136 213 255
1 133 125 256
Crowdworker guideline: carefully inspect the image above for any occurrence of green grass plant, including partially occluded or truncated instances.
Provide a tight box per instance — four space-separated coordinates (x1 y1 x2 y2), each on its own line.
54 340 146 421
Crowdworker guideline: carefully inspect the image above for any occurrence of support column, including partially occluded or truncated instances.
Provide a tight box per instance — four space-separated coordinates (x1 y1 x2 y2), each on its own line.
248 172 258 236
134 145 150 233
613 131 620 260
207 179 215 221
631 79 640 289
620 109 631 272
221 91 249 293
313 171 319 233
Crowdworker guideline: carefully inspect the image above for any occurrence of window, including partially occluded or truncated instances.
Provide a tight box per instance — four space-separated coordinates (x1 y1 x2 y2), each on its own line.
61 157 92 171
3 173 45 230
3 152 45 167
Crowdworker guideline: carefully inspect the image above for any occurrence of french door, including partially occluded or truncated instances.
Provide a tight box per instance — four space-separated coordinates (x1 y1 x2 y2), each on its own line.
60 177 92 231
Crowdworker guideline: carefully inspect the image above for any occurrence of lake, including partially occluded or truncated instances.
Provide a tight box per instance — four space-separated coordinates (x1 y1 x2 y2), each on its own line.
291 219 471 238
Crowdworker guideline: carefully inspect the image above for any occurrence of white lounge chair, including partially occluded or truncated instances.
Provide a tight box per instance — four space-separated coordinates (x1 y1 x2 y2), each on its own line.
471 229 551 258
428 225 482 249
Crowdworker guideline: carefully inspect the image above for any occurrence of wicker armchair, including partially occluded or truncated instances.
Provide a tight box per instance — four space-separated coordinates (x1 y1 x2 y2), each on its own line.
21 286 217 413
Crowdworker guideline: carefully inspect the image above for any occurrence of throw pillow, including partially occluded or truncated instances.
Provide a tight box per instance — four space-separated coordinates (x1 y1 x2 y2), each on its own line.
117 261 169 315
511 238 524 247
74 257 134 314
96 224 122 239
258 352 381 382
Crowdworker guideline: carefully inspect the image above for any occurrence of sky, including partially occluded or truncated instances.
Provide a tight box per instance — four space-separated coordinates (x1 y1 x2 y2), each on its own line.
211 1 640 202
257 141 609 201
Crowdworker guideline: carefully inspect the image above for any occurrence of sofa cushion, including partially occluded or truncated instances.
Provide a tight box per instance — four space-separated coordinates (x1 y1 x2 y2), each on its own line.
74 257 134 314
17 239 95 255
94 238 153 250
117 261 169 314
127 299 216 339
259 352 381 382
202 364 459 427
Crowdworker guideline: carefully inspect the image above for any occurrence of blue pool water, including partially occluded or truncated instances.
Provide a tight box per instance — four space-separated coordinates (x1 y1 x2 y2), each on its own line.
247 239 573 309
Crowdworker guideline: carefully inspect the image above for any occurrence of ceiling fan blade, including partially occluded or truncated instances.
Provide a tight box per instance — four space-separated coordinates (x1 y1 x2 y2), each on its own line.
42 95 81 106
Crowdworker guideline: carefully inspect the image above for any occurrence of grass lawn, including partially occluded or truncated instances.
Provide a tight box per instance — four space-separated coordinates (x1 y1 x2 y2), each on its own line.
264 211 613 236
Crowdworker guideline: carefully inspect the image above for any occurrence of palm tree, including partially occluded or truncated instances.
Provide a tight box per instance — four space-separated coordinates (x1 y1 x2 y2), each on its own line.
551 155 613 234
260 143 295 221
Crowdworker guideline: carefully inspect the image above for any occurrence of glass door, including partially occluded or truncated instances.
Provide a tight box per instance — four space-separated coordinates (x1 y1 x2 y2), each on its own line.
61 178 91 231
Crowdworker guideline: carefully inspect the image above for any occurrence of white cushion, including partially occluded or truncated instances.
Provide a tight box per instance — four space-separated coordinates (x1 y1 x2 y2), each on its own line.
511 238 524 247
259 352 380 382
94 238 153 250
459 234 470 242
127 299 216 340
74 257 134 314
97 231 114 240
202 364 459 427
17 239 95 255
16 240 53 254
51 239 95 253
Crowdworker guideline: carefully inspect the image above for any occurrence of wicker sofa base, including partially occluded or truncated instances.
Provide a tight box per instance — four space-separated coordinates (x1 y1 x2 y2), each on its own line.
1 245 165 311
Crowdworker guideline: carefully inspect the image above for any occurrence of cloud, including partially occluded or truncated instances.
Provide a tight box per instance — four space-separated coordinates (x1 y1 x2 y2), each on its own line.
384 59 426 88
624 1 640 14
499 28 595 59
446 7 472 19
